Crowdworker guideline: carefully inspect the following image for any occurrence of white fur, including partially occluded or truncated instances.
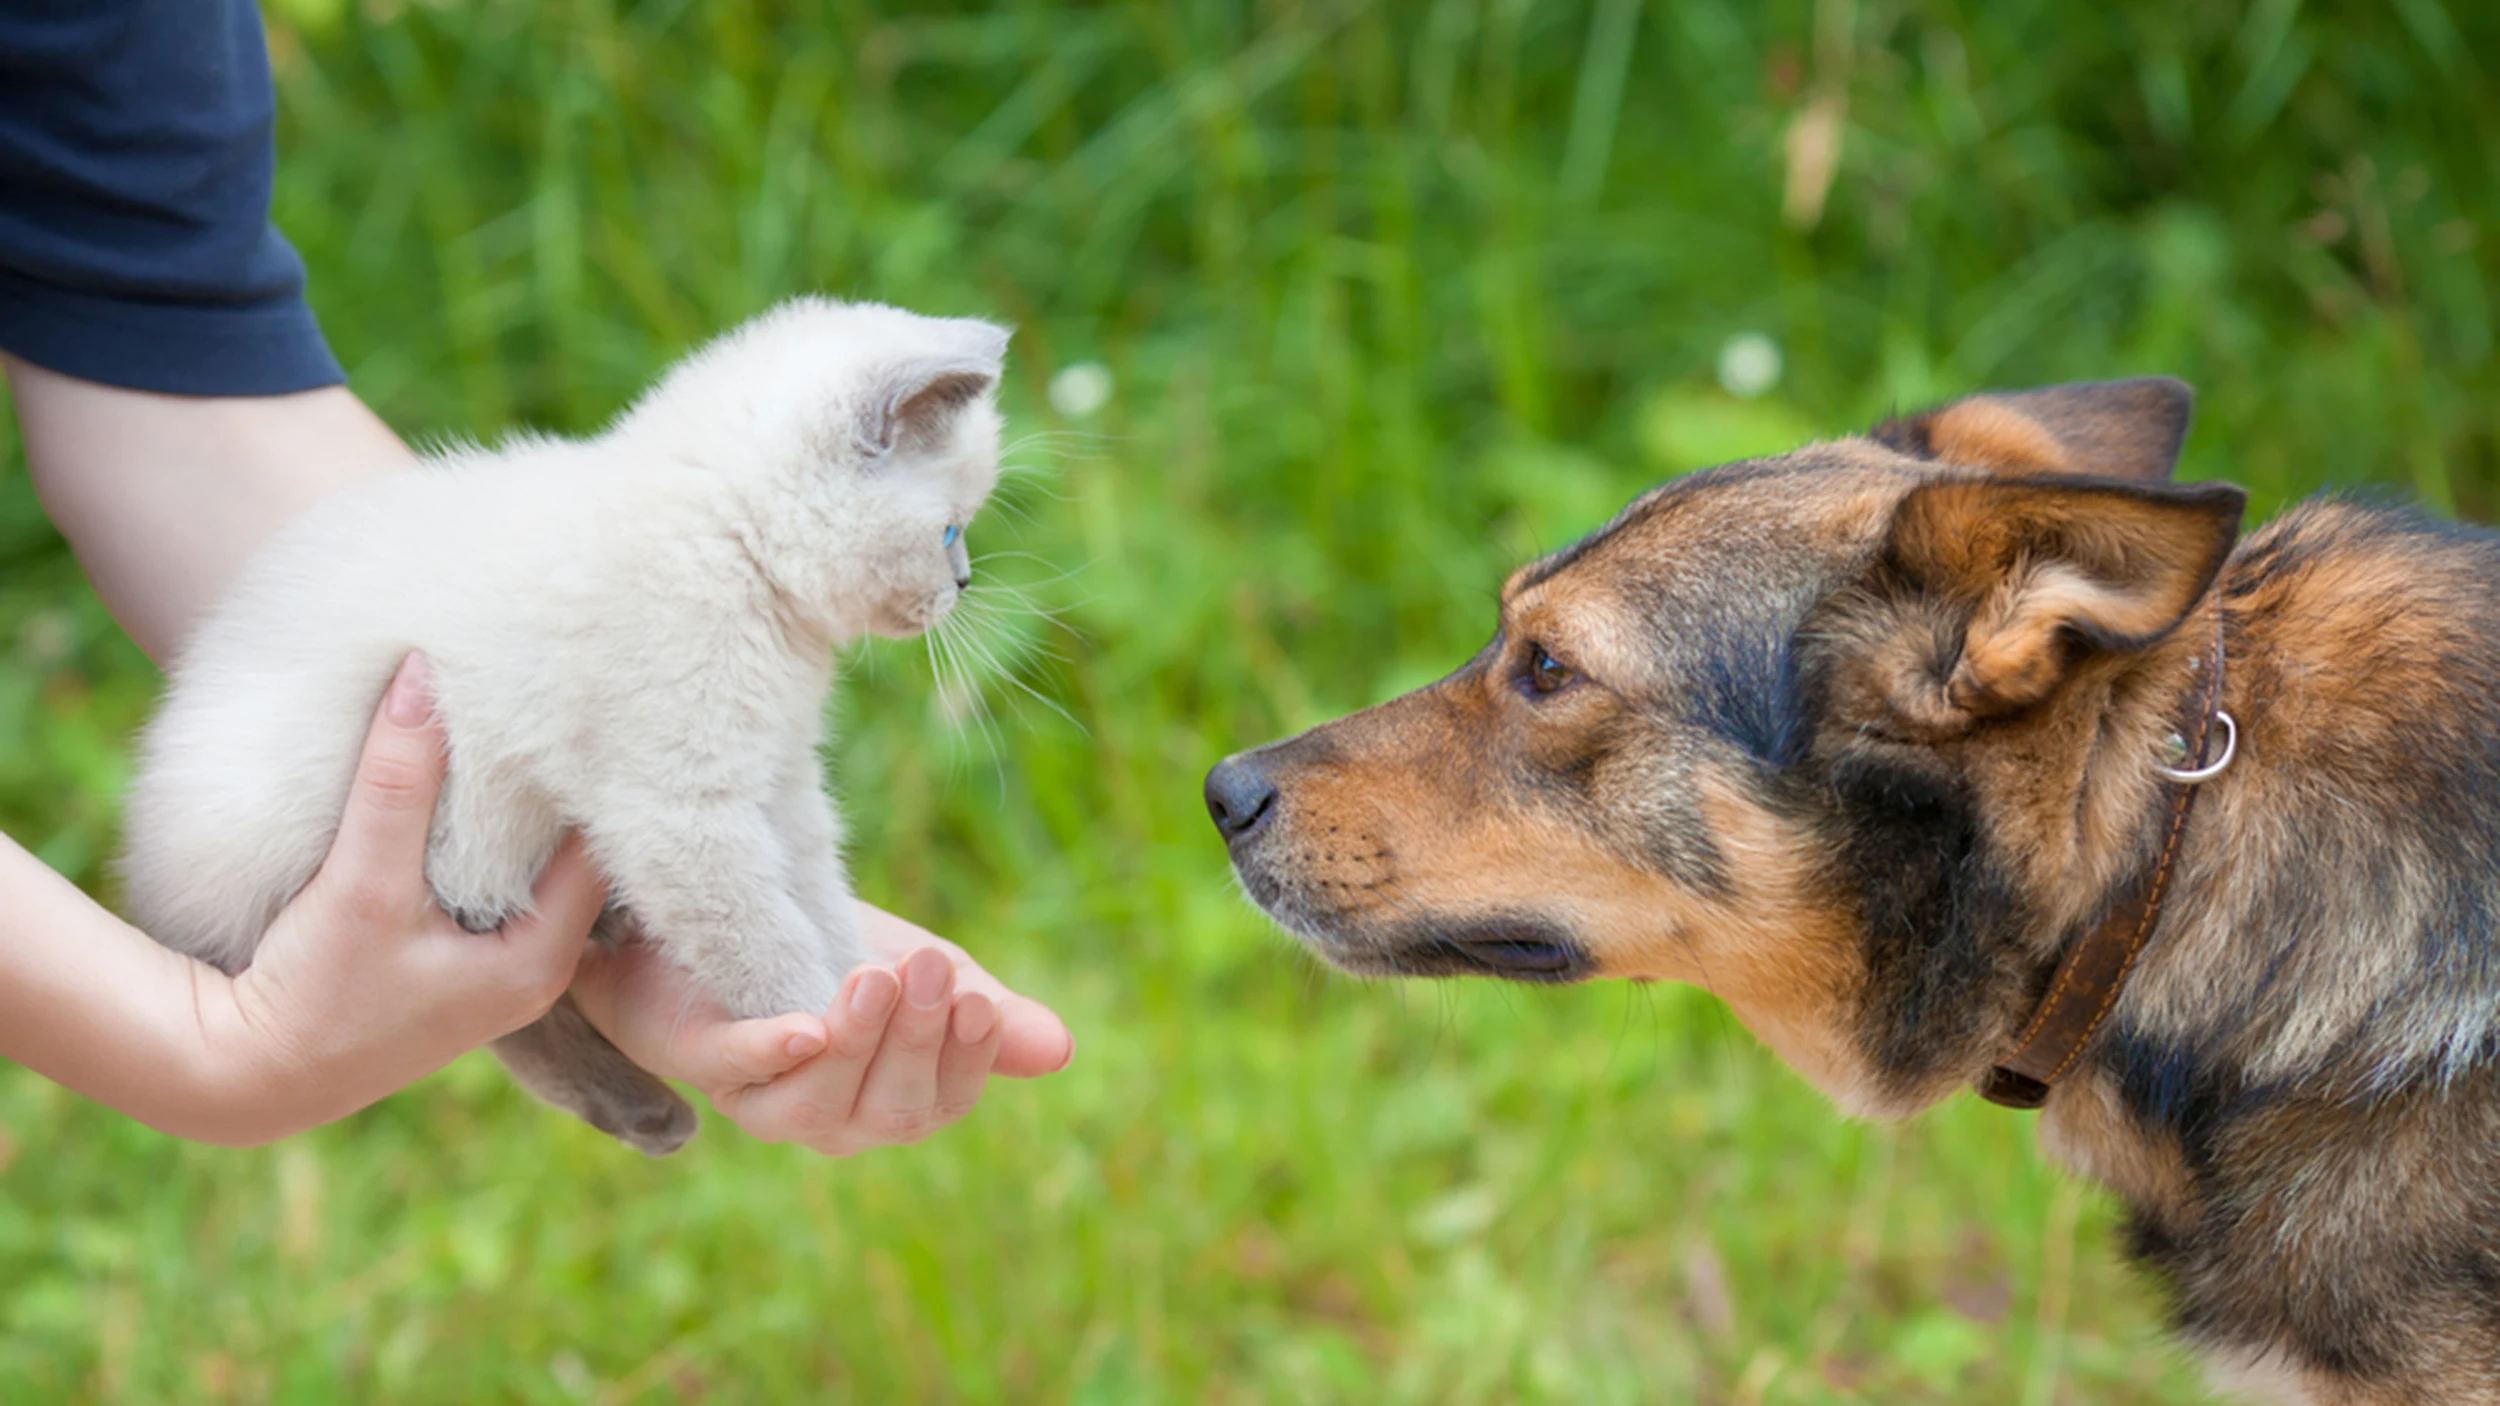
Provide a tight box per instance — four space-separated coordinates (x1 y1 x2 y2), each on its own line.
121 297 1007 1020
2203 1345 2327 1404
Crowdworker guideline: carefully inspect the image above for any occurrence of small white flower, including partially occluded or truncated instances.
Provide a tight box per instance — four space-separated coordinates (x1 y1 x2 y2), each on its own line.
1047 361 1114 419
549 1352 594 1400
1716 333 1783 400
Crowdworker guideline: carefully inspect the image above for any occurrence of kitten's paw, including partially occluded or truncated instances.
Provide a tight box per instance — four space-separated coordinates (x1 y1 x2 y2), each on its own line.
445 902 513 935
719 967 850 1022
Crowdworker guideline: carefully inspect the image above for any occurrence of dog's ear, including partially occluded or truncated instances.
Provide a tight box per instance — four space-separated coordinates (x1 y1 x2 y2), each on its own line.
1871 377 2194 482
1879 475 2245 725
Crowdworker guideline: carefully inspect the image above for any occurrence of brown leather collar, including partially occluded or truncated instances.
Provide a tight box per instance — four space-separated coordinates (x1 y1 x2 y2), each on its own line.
1976 609 2230 1111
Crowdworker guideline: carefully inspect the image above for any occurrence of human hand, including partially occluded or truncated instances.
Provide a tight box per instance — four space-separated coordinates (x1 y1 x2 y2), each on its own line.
192 654 608 1143
570 903 1072 1156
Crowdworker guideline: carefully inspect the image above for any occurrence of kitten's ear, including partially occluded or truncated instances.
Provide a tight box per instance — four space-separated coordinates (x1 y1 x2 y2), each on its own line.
860 321 1009 458
1869 377 2193 482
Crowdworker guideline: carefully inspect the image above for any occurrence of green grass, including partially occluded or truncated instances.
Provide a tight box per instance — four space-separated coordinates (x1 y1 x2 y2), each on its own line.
6 0 2498 1399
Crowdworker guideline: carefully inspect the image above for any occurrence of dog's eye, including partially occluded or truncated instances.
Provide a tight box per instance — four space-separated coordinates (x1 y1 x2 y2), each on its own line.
1527 644 1575 694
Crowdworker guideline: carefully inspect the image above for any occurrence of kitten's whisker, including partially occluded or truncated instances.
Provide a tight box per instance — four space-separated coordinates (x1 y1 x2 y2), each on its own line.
967 548 1076 572
960 579 1089 643
991 464 1083 499
960 581 1091 630
927 600 1087 740
957 593 1080 642
998 431 1106 465
924 634 977 777
953 623 1086 737
929 615 1009 761
949 615 1074 673
969 563 1094 598
999 429 1096 455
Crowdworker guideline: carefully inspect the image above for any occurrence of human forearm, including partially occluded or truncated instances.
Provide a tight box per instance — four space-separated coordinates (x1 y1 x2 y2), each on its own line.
0 663 605 1145
5 353 415 661
0 832 270 1142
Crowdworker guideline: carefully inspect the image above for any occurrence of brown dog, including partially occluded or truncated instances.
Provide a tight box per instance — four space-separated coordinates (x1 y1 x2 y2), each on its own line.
1208 379 2500 1403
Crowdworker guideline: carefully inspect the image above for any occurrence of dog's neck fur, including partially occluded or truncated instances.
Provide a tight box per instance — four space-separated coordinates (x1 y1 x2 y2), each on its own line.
2029 498 2500 1398
1794 479 2500 1398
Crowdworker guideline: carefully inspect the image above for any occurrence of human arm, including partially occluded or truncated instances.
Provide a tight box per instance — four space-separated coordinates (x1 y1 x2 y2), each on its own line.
8 354 414 659
0 656 604 1145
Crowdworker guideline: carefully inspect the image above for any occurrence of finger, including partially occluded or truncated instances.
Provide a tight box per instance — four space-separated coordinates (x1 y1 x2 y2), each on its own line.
321 653 448 907
566 937 664 1060
565 937 635 1040
850 899 1069 1078
729 965 899 1142
992 993 1076 1079
844 947 955 1146
570 939 793 1090
930 992 1004 1125
493 833 608 968
686 1012 828 1093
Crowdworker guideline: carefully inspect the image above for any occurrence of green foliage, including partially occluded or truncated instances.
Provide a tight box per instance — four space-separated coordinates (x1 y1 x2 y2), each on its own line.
6 0 2497 1399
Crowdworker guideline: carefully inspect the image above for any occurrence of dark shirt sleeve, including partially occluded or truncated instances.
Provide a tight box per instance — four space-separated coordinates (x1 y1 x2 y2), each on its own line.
0 0 345 395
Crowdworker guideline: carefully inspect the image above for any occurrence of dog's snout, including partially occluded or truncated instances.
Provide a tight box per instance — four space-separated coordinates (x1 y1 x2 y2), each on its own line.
1204 755 1279 841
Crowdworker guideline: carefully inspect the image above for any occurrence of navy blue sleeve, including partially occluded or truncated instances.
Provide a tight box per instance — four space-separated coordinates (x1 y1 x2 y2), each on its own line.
0 0 345 396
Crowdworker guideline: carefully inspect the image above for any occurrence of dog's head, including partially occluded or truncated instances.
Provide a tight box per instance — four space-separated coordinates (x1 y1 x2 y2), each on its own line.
1209 379 2245 1114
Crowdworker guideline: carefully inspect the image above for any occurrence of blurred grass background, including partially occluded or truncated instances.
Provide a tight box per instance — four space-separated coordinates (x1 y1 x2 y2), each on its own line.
4 0 2496 1400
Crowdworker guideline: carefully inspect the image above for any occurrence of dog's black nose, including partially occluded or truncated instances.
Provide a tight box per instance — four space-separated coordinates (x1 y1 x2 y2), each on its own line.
1204 755 1278 840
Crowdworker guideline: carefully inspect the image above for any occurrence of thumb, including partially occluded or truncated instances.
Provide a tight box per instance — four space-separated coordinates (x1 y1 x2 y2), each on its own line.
572 938 826 1089
691 1011 830 1091
322 653 448 904
494 832 609 972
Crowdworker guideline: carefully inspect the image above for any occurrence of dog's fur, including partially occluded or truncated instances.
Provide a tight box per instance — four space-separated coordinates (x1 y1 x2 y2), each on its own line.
1210 378 2500 1402
122 298 1007 1154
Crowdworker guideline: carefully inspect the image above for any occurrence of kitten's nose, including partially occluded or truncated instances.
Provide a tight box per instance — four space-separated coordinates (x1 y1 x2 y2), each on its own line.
954 566 972 590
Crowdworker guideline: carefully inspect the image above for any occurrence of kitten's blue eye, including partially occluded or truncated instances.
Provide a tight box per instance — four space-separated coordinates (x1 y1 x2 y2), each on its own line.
941 524 960 547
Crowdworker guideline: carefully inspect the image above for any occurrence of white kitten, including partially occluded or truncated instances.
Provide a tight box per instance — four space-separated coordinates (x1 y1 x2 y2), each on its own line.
119 297 1008 1153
